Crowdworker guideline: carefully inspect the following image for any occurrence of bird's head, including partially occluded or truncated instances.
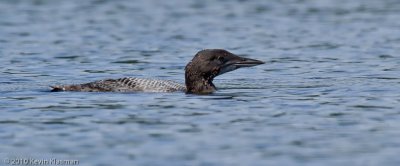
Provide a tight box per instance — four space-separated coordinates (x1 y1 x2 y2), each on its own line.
185 49 264 94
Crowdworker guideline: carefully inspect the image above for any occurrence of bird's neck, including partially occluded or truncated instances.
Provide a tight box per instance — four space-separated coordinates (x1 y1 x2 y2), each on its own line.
185 73 216 94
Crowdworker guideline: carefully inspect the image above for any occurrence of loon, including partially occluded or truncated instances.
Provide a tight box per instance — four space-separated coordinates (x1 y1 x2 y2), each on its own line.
51 49 264 94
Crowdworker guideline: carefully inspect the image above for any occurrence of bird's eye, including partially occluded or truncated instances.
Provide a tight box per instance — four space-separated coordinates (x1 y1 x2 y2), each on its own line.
217 56 224 62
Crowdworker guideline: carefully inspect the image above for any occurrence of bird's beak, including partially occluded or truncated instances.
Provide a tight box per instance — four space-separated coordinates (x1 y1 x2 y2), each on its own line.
219 56 264 75
232 57 265 68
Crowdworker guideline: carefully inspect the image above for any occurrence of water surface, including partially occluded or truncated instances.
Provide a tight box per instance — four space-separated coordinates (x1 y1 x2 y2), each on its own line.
1 0 400 165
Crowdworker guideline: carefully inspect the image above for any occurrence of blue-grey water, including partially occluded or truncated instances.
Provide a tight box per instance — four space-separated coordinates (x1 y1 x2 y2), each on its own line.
1 0 400 165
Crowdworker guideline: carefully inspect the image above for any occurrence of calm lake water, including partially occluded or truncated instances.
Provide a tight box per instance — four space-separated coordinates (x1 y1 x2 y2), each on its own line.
1 0 400 165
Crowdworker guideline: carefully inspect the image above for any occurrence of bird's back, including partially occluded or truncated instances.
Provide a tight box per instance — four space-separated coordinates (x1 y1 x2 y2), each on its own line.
51 77 186 92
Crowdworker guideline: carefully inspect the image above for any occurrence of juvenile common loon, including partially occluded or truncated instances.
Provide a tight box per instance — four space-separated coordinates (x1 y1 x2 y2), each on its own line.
51 49 264 94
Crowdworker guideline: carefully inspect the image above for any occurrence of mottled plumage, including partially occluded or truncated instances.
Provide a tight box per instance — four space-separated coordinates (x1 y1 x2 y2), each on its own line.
51 77 185 92
51 49 264 94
